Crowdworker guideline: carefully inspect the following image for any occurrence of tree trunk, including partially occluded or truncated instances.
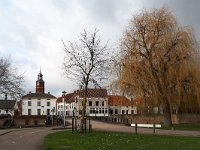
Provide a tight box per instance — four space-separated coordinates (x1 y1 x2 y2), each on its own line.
162 97 172 127
80 85 88 133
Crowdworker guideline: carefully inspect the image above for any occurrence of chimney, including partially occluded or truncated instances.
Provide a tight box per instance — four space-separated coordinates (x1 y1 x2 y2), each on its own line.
48 92 50 94
5 93 7 100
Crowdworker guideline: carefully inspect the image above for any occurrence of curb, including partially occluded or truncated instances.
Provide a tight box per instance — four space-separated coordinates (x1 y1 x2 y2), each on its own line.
0 130 12 136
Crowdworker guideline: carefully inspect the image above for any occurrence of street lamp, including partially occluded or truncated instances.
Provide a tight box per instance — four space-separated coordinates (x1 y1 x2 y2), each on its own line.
62 91 67 128
73 107 77 117
51 107 55 126
95 108 97 118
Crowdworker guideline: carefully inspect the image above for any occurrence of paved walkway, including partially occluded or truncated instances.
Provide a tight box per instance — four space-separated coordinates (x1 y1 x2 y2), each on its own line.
1 120 200 138
90 120 200 137
0 128 19 136
0 127 66 150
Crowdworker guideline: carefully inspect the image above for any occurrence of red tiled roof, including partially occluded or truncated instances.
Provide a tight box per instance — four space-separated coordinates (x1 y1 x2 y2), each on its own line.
56 93 75 103
108 95 134 106
56 88 107 104
78 88 107 98
133 97 156 108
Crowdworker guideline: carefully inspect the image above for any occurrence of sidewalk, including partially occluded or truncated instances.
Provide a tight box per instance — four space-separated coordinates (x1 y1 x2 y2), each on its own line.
91 120 200 137
0 128 18 136
0 126 68 136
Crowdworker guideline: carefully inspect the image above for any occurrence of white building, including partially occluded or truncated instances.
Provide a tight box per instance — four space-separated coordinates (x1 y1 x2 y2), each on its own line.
108 95 137 115
20 71 56 116
56 89 109 117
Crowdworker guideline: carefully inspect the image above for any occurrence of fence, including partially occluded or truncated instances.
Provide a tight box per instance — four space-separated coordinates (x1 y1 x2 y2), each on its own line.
72 117 92 133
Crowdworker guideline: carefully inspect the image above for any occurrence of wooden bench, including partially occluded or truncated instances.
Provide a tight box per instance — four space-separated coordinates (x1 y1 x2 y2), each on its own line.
131 123 161 134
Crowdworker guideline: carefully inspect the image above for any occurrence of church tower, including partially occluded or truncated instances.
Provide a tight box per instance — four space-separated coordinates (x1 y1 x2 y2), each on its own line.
36 70 45 93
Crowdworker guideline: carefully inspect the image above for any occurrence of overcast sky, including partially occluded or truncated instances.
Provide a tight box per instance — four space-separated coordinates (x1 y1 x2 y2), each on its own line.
0 0 199 97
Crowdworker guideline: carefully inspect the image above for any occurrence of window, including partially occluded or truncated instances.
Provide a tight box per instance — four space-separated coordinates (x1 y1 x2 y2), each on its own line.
79 110 82 115
105 108 108 114
115 109 118 114
47 109 50 115
47 102 50 106
90 108 93 114
89 101 92 106
102 101 104 106
28 101 31 106
28 109 31 115
37 101 41 106
122 110 125 114
126 110 128 114
131 110 134 114
110 109 113 115
37 109 41 115
96 101 99 106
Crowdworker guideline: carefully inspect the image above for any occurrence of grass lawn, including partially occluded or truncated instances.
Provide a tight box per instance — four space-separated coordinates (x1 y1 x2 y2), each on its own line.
162 123 200 131
43 130 200 150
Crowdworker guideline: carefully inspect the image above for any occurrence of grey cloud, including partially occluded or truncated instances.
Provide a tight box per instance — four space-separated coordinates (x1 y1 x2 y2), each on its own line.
78 0 132 24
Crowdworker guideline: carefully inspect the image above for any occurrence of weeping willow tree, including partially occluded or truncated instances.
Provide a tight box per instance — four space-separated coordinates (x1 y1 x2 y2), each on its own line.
117 7 200 127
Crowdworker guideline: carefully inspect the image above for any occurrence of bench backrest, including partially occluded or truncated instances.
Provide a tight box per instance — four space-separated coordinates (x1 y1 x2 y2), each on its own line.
131 123 161 128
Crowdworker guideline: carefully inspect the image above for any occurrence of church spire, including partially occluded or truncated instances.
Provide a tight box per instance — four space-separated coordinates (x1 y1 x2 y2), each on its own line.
36 69 45 93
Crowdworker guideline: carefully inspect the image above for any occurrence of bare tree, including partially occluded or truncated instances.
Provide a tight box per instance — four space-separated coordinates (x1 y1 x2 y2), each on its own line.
116 7 200 127
0 57 24 99
62 29 110 131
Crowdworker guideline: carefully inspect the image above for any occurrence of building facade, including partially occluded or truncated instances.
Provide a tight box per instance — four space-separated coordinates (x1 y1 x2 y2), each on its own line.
56 89 137 117
20 71 56 116
56 89 109 117
108 95 137 115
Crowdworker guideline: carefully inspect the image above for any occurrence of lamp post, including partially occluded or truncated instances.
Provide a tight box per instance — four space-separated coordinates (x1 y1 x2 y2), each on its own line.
95 108 97 118
62 91 66 128
51 107 55 126
73 107 77 117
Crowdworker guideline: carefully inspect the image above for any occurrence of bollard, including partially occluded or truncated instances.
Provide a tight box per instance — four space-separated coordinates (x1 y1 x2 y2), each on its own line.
84 118 87 133
153 124 155 134
72 118 74 133
89 118 92 132
135 123 138 135
75 118 77 132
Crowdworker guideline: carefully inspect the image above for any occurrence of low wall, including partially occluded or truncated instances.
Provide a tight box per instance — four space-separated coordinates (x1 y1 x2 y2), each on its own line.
129 114 200 124
175 114 200 124
14 116 46 127
94 114 200 125
0 116 46 128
